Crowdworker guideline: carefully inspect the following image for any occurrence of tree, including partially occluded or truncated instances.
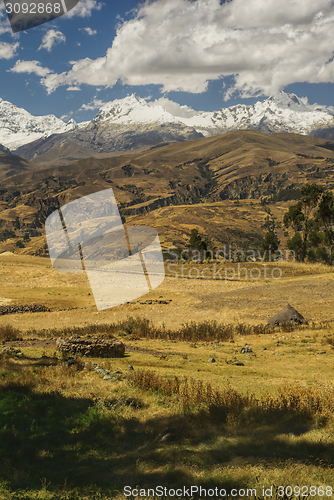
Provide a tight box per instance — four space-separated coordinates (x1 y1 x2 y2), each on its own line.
260 232 279 260
287 232 304 262
189 229 207 251
311 191 334 264
189 229 208 262
283 184 323 261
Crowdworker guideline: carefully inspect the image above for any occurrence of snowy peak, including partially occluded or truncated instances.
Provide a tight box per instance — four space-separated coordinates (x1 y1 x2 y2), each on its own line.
0 98 77 150
2 91 334 152
91 90 334 137
94 93 180 126
265 91 309 112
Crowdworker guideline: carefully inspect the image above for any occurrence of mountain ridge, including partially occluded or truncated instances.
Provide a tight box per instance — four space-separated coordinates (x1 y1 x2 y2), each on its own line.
2 129 334 255
2 91 334 166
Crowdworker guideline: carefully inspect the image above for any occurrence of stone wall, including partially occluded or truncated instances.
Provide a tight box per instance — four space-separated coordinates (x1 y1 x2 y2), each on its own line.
56 336 125 358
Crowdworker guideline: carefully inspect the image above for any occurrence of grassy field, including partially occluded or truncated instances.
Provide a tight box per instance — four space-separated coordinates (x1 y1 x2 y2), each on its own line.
1 255 334 499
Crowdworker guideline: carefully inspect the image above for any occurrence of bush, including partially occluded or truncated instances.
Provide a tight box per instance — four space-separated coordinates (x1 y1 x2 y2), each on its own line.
0 325 20 342
129 369 334 425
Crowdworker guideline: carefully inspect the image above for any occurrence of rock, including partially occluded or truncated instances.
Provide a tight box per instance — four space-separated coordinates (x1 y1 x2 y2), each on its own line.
103 375 113 380
157 428 173 442
277 353 284 356
96 368 107 376
229 339 235 343
318 351 326 354
208 358 216 363
233 361 244 366
239 345 253 354
127 365 134 370
268 304 307 327
67 357 75 366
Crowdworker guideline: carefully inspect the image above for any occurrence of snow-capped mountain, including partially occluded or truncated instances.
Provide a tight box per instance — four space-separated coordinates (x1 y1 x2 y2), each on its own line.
0 98 77 150
188 91 334 136
2 91 334 160
93 91 334 136
95 94 182 125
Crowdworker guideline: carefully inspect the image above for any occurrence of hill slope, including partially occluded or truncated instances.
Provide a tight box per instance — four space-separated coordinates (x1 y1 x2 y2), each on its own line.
0 149 45 181
1 130 334 254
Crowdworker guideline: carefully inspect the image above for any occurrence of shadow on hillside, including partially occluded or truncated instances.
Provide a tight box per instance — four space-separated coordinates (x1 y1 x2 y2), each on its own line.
0 381 332 496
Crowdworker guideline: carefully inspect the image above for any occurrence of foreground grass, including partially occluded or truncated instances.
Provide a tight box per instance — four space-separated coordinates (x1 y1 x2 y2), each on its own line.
2 321 334 500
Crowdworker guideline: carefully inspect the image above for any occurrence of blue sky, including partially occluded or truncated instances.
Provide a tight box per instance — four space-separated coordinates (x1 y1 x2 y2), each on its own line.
1 0 334 122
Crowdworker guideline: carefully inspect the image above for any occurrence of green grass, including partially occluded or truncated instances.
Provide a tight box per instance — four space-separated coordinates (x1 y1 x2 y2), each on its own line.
2 322 334 500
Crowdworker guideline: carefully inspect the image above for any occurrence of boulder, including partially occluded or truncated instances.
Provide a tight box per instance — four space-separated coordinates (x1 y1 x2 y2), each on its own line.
268 304 307 327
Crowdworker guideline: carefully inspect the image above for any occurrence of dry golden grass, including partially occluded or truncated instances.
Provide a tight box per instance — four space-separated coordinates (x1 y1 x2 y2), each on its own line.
1 255 334 499
1 254 334 334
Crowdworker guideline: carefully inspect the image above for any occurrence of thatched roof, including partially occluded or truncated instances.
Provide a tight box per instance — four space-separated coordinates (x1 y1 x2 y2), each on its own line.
268 304 307 327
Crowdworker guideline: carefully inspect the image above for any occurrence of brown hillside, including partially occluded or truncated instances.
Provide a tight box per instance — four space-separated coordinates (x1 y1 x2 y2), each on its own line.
1 130 334 254
0 150 44 181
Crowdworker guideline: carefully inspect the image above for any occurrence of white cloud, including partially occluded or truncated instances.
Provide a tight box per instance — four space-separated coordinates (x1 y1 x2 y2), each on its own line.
300 96 334 115
12 0 334 98
148 97 199 118
80 98 106 111
67 86 81 91
66 0 103 18
9 60 53 77
0 42 19 59
79 27 97 36
0 5 12 35
38 29 66 52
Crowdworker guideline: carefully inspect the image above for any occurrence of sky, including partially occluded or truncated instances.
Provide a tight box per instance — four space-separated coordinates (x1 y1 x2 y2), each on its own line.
1 0 334 122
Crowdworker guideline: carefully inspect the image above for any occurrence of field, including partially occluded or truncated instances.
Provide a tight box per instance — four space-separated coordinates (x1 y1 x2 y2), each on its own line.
1 254 334 499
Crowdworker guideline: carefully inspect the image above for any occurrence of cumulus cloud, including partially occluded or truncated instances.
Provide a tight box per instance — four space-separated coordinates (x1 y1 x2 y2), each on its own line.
10 60 53 77
67 86 81 91
38 29 66 52
148 97 199 117
300 96 334 115
0 42 19 59
14 0 334 98
79 27 97 35
80 98 107 111
66 0 103 18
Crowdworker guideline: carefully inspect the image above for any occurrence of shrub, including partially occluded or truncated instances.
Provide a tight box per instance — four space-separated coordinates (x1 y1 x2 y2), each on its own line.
0 325 20 342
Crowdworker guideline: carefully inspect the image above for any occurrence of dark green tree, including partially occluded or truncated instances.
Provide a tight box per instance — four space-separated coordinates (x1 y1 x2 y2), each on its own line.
310 191 334 264
260 231 279 260
189 229 207 251
283 184 323 261
287 232 304 262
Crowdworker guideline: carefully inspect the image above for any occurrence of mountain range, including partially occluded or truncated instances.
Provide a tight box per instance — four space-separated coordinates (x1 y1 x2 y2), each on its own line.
2 91 334 167
2 129 334 256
